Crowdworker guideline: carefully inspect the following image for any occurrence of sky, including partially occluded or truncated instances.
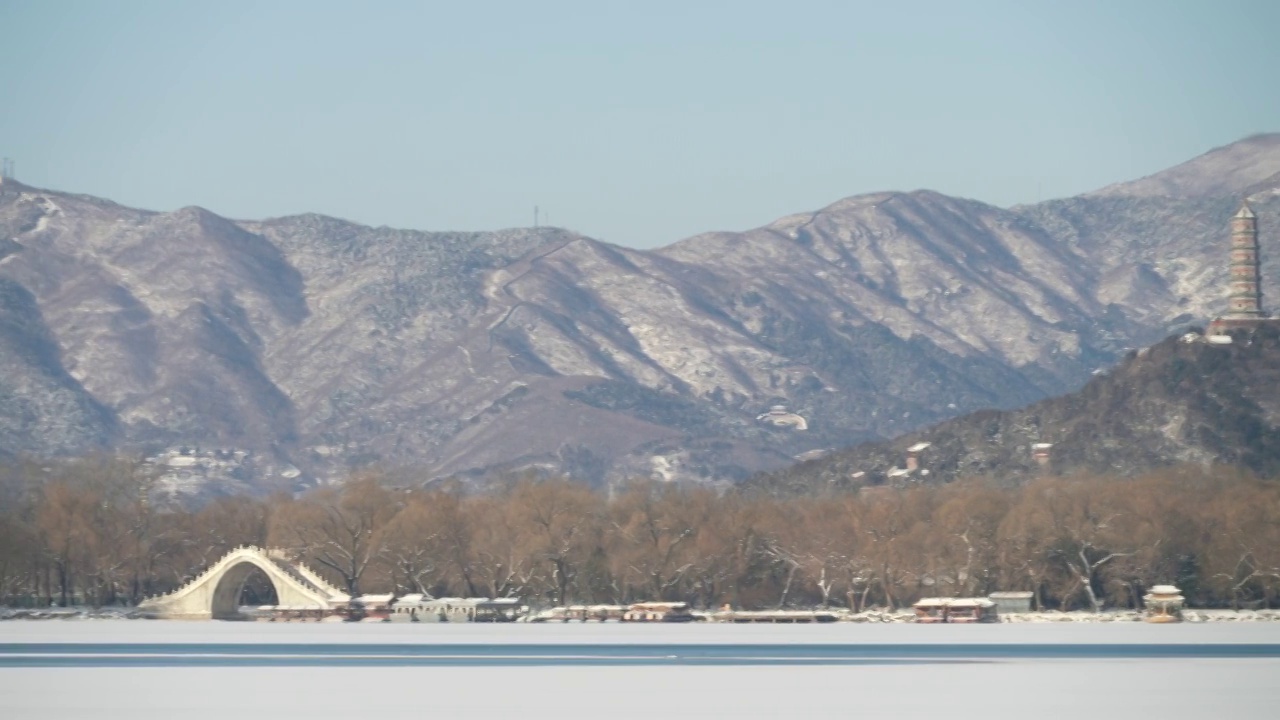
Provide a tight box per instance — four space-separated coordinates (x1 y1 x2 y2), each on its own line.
2 1 1279 248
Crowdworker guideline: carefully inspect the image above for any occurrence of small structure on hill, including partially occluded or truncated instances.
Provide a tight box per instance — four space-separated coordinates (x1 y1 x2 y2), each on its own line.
1031 443 1053 470
1143 585 1185 624
905 442 931 471
757 405 808 430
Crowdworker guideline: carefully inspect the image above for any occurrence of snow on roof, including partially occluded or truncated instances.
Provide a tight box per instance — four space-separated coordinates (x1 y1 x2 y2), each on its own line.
429 597 493 606
907 442 932 453
946 598 995 608
915 597 994 608
1235 202 1256 219
1207 335 1234 344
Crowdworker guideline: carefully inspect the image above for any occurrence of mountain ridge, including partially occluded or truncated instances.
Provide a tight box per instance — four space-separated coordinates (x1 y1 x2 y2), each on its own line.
1 135 1277 494
1086 133 1280 199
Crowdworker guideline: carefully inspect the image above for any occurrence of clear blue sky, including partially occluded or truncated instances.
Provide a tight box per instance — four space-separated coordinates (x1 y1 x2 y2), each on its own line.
2 1 1278 248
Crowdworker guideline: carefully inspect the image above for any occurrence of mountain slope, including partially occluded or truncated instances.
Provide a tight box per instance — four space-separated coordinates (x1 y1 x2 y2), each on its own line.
0 133 1277 494
748 323 1280 495
0 277 115 456
1087 133 1280 199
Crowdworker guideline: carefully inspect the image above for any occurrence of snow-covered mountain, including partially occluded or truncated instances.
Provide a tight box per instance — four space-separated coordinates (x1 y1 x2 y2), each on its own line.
0 134 1276 494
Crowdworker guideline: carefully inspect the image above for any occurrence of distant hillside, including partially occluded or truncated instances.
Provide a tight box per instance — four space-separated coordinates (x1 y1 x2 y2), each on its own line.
1 132 1278 495
749 323 1280 494
1086 133 1280 199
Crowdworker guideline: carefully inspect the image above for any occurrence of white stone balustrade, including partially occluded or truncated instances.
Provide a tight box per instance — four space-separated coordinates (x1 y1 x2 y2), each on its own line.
137 546 347 620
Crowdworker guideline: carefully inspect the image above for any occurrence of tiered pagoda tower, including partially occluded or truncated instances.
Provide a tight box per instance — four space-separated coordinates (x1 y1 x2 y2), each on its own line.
1226 203 1263 318
1209 201 1272 334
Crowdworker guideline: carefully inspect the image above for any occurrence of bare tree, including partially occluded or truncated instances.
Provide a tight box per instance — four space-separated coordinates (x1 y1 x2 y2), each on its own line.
378 492 447 594
508 478 603 605
925 480 1009 598
269 473 399 595
1202 470 1280 608
607 481 700 602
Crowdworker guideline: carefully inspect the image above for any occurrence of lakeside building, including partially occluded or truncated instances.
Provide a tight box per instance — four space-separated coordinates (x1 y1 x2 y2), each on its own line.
989 591 1035 614
526 602 700 623
346 594 395 621
528 605 628 622
707 608 841 623
913 597 999 623
622 601 699 622
387 596 526 622
1144 585 1185 624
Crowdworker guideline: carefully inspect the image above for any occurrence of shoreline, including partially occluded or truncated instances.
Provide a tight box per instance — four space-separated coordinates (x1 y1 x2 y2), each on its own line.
6 618 1280 647
6 607 1280 624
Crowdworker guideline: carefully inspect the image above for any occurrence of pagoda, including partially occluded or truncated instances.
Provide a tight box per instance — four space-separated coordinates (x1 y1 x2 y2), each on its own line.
1208 202 1275 335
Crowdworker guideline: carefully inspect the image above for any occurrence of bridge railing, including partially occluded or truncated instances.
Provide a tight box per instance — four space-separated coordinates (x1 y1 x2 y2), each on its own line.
141 546 342 607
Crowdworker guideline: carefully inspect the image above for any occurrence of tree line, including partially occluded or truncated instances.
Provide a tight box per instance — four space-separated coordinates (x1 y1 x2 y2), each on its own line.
0 458 1277 612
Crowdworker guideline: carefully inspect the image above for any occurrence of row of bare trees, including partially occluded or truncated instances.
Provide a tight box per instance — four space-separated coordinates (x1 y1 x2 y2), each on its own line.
1 459 1278 611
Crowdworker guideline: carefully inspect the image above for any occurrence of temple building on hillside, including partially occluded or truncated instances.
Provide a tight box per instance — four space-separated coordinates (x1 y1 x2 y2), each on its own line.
1208 202 1277 335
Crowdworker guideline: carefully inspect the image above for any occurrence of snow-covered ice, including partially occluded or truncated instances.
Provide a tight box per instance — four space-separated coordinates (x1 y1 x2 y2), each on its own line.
2 661 1276 720
4 619 1280 645
2 622 1278 718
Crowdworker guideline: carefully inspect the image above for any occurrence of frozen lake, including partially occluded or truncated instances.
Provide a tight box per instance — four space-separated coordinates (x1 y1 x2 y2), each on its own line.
2 622 1278 718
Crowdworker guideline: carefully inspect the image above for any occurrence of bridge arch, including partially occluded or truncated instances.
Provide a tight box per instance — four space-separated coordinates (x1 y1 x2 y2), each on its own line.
138 546 349 620
209 556 282 619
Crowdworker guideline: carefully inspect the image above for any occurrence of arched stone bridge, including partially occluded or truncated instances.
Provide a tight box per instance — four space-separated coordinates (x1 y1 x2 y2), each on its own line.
138 546 350 620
